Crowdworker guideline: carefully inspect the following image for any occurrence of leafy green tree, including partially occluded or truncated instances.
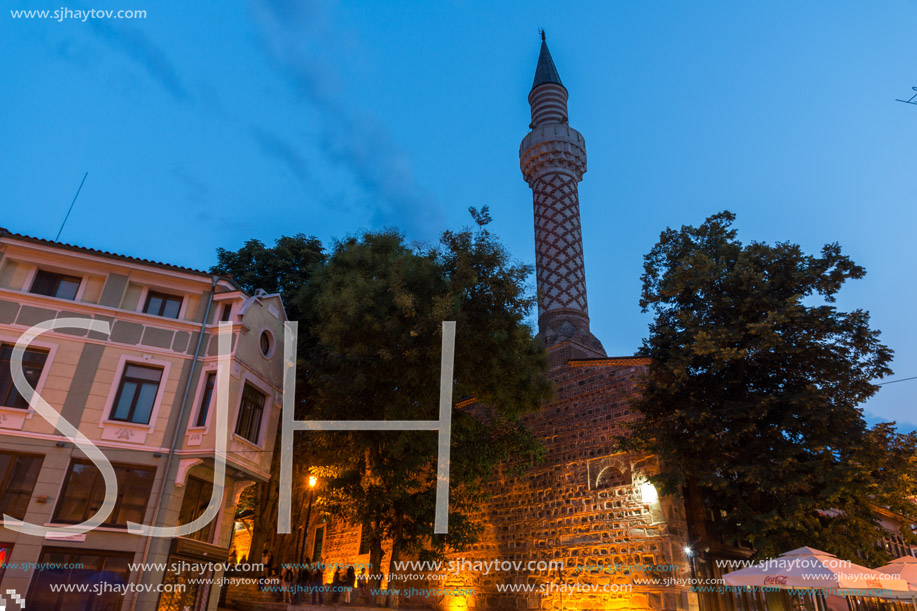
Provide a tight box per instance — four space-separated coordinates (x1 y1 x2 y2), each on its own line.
622 211 917 564
211 234 324 322
297 210 551 598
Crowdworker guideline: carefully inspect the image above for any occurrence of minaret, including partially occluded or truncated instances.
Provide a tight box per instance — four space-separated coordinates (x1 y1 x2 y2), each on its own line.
520 33 605 358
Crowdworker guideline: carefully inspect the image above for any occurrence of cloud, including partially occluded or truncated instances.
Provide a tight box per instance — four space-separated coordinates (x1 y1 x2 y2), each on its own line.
88 18 189 102
248 0 338 106
247 0 445 238
317 115 443 234
171 163 211 204
250 127 315 189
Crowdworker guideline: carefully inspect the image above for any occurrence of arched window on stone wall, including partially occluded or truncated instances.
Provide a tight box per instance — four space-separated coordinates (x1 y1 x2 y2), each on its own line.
594 465 628 489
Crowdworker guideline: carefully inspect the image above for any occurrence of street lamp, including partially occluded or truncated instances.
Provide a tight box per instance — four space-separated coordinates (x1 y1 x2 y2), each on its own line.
299 474 318 566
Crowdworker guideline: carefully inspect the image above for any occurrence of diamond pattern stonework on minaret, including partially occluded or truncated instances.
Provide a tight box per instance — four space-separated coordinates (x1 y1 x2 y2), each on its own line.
533 172 588 314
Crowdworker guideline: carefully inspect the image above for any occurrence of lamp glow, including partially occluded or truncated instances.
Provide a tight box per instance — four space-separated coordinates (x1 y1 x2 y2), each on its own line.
684 546 693 556
640 482 658 503
308 475 317 488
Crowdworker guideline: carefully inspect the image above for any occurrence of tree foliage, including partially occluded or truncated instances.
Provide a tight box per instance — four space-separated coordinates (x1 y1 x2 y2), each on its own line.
297 209 551 589
211 234 325 322
621 211 917 564
211 211 551 594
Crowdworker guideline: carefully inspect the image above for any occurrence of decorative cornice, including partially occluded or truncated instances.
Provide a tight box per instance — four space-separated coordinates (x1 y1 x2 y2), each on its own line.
568 356 652 368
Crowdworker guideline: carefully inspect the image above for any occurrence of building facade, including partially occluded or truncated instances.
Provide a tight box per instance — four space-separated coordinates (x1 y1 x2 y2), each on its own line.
0 228 286 611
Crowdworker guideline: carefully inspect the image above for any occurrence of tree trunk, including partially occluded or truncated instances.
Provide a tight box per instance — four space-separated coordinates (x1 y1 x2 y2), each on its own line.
684 477 708 544
250 437 283 565
369 524 384 590
386 513 404 608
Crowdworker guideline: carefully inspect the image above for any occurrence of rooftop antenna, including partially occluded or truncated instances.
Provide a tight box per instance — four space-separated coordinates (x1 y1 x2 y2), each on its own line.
896 86 917 105
56 171 88 241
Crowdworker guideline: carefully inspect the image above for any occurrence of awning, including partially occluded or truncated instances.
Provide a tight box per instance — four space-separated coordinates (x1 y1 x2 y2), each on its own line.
722 547 909 594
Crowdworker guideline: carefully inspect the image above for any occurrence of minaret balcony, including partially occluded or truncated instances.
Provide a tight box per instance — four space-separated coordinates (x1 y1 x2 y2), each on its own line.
519 125 587 185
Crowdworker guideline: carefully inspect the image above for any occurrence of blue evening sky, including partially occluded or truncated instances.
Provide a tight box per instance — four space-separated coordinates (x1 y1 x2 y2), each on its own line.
2 1 915 429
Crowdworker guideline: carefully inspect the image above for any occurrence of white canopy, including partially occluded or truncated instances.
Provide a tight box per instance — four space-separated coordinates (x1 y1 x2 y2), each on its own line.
722 547 910 593
876 556 917 592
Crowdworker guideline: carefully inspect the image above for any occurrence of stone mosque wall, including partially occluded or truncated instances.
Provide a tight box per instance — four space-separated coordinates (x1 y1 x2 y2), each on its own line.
312 357 694 611
433 357 693 611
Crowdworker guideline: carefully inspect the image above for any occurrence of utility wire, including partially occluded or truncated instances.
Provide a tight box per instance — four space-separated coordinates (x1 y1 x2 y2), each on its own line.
56 171 88 241
877 376 917 386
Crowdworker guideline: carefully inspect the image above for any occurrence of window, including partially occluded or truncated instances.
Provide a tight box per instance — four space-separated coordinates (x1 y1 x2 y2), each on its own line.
110 364 163 424
178 476 215 542
27 548 132 611
53 460 154 527
312 525 325 562
0 543 11 582
0 451 43 520
220 302 233 322
234 383 266 444
358 524 372 555
195 371 216 428
143 290 183 319
30 269 81 300
594 466 627 490
158 554 213 611
259 331 273 356
0 344 48 409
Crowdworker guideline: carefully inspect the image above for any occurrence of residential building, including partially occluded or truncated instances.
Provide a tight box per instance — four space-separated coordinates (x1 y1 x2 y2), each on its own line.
0 228 286 611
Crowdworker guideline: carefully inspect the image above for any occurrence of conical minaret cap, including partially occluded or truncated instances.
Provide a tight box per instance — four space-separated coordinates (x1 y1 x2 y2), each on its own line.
531 32 564 92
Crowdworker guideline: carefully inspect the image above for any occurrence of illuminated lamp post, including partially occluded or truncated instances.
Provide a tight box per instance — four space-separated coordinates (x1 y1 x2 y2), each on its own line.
299 475 318 566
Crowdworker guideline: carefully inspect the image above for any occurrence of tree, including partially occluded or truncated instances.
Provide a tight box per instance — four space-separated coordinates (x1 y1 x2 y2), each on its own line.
297 209 551 600
211 234 325 322
621 211 917 564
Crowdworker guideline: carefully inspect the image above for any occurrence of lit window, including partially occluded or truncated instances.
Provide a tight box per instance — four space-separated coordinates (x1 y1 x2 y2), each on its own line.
178 476 215 542
0 543 12 582
26 548 131 611
0 451 43 520
53 460 154 527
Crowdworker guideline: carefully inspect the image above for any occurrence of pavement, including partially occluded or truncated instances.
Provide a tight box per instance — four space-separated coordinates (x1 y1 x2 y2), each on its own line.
220 602 396 611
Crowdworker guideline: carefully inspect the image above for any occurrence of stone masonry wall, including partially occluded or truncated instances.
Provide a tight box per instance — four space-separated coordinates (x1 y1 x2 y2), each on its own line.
433 360 693 611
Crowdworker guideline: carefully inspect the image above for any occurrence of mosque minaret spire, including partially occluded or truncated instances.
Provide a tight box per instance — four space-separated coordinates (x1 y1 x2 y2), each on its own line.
520 32 605 358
